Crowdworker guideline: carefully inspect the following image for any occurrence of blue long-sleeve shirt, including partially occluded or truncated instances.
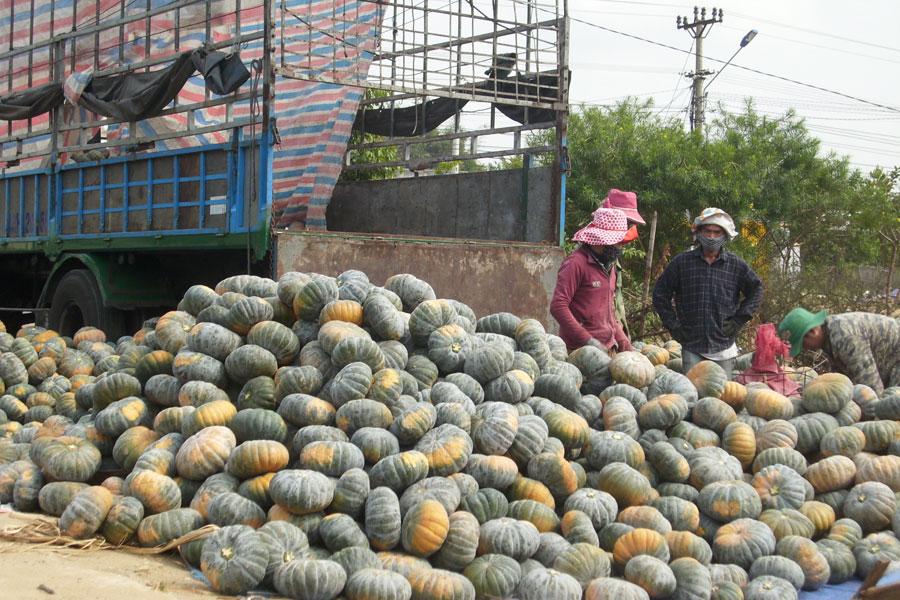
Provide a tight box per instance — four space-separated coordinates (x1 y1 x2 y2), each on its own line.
652 246 763 354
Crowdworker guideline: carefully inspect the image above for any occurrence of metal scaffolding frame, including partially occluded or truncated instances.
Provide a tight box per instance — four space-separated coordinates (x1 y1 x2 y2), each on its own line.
278 0 569 171
0 0 270 167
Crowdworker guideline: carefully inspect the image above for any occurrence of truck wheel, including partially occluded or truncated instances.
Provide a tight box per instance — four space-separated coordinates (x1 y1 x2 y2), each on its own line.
48 269 124 339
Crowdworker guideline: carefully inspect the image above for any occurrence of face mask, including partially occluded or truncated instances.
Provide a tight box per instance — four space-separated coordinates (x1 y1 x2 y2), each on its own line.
599 246 623 263
697 234 726 253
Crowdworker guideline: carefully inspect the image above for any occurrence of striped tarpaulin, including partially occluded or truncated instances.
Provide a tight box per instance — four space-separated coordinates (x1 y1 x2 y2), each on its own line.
0 0 383 229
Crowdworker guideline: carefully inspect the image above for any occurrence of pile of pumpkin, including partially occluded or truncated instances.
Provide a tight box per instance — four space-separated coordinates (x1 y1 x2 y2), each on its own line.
1 269 900 600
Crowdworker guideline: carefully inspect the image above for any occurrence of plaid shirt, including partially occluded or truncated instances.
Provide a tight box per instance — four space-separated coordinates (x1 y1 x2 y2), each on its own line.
652 246 763 354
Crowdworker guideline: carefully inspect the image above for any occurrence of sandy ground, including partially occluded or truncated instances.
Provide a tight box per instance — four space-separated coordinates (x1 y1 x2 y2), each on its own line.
0 510 264 600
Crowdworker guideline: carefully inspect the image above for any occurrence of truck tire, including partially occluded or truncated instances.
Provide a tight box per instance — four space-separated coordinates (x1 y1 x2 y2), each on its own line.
48 269 124 339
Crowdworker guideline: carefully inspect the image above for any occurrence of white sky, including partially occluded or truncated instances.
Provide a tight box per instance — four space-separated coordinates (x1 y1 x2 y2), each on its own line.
564 0 900 173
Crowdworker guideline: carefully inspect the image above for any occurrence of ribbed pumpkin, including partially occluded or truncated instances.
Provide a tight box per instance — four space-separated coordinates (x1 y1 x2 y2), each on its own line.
664 530 712 564
408 568 476 600
799 501 835 538
414 424 472 477
208 491 267 529
802 372 853 414
101 495 145 545
698 479 762 522
686 360 728 398
279 393 337 427
127 470 182 514
775 535 831 591
39 436 101 482
720 381 747 411
352 427 401 466
751 464 808 510
638 394 688 430
201 524 268 595
273 558 347 600
613 527 670 571
758 508 815 541
318 512 369 553
712 518 776 570
402 499 450 557
805 455 856 494
609 351 655 388
427 510 478 572
744 387 793 421
743 575 797 600
226 439 291 479
596 462 653 508
842 481 896 533
269 469 334 515
345 568 412 600
624 554 676 599
175 425 236 480
463 554 522 600
59 485 114 539
584 577 651 600
37 481 89 516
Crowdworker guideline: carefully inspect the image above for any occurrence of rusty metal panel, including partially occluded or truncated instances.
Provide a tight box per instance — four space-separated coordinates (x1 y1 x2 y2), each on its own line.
276 231 564 331
327 167 555 243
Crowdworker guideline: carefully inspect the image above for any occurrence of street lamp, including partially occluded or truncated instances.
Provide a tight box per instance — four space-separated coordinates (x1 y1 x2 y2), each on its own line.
704 29 758 92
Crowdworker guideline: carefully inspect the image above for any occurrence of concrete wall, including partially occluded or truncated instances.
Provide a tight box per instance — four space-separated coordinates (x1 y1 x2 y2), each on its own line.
328 166 556 243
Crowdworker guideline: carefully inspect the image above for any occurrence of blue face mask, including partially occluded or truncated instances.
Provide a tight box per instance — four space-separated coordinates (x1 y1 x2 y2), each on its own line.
697 234 726 253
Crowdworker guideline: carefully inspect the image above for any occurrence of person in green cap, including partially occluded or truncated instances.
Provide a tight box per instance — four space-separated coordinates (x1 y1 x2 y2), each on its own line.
778 308 900 395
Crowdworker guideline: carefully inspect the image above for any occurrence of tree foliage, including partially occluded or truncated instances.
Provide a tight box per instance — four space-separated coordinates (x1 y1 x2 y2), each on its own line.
563 98 897 332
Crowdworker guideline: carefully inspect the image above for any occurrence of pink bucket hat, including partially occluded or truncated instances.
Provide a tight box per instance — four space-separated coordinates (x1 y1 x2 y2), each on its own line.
573 208 635 246
600 189 645 225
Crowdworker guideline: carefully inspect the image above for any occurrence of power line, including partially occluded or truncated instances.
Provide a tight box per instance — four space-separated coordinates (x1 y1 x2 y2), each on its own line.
726 10 900 54
564 14 900 114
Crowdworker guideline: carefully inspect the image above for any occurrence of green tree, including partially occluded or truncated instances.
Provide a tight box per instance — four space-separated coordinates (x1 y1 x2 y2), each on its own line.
562 97 892 336
407 127 486 174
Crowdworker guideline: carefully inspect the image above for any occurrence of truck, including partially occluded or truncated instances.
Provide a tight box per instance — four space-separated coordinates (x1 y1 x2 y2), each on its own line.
0 0 569 338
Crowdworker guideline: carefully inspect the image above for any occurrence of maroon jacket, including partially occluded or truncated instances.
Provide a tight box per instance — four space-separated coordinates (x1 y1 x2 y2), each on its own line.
550 245 633 352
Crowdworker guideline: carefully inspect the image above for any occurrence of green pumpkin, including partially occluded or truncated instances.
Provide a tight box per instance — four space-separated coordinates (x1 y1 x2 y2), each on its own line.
39 436 101 482
816 538 856 584
101 495 145 545
624 555 676 599
207 491 267 529
330 468 370 518
37 481 89 516
330 362 375 409
698 479 762 522
269 469 334 515
136 507 205 547
463 554 521 600
712 518 776 570
319 513 369 553
200 524 268 595
229 408 288 443
432 510 480 571
584 578 650 600
345 568 412 600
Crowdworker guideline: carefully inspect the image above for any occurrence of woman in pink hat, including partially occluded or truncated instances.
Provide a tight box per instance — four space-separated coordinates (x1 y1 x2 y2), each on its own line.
600 189 645 337
550 207 639 353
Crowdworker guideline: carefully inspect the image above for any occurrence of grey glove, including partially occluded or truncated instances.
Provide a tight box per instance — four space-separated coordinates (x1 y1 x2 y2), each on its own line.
721 319 741 338
669 326 688 344
585 338 605 350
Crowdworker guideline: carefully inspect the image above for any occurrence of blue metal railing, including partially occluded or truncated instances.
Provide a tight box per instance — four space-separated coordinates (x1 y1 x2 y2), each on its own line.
0 133 270 246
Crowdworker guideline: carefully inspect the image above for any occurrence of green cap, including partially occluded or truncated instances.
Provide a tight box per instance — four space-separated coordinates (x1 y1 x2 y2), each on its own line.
778 307 827 358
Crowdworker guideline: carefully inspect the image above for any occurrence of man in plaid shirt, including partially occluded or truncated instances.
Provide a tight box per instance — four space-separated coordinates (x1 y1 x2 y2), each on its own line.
652 208 763 378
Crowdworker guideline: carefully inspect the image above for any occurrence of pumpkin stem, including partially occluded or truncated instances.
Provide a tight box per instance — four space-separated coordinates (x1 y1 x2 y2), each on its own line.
221 546 235 560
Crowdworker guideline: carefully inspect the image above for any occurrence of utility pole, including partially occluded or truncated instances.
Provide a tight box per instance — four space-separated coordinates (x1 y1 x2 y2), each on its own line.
677 6 723 136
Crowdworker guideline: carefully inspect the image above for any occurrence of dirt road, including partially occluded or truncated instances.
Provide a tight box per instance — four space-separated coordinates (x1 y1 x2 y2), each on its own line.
0 510 244 600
